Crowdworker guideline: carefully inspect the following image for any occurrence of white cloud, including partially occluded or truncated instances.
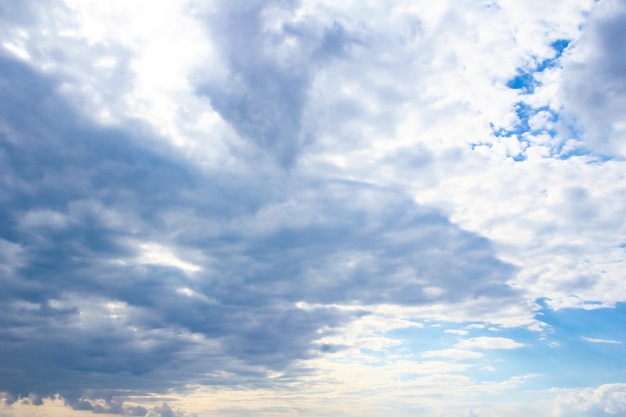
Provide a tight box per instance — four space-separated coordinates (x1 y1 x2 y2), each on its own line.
146 403 194 417
134 242 202 273
466 324 487 330
456 337 525 350
581 337 622 345
553 384 626 417
422 349 483 360
1 1 625 417
446 329 470 336
4 0 621 317
292 0 626 313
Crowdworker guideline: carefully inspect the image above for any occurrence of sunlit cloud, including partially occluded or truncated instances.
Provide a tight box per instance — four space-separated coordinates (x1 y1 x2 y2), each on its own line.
1 0 625 416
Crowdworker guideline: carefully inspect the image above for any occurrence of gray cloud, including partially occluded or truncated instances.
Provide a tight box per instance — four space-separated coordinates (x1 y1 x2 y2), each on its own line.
0 4 520 408
146 403 193 417
195 1 361 167
553 384 626 417
560 0 626 157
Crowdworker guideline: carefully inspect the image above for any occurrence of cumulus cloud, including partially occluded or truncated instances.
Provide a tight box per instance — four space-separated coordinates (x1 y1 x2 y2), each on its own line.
553 384 626 417
146 403 193 417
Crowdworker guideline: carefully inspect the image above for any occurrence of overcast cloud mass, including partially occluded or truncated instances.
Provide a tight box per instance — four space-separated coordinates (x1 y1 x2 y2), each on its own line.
1 1 625 416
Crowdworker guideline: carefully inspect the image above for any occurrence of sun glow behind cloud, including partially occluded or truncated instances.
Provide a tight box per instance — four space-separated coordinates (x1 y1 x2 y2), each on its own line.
1 0 626 417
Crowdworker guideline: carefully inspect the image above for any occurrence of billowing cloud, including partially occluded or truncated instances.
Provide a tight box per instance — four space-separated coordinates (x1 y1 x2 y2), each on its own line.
559 0 626 157
0 41 520 403
553 384 626 417
146 403 193 417
1 1 626 416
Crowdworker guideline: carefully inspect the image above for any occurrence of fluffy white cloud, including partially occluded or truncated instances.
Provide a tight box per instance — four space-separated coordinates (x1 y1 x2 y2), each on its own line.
553 384 626 417
146 403 193 417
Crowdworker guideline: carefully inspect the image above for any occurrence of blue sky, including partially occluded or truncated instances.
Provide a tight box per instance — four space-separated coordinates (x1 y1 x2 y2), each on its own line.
1 1 625 416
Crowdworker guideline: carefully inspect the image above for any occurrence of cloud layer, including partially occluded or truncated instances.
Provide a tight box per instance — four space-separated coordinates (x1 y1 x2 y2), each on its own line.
1 0 625 416
0 49 519 400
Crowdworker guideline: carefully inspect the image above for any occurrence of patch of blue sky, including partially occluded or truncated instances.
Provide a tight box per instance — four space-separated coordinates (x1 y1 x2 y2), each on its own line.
556 145 591 160
363 327 529 391
384 323 528 358
537 300 626 345
385 321 523 350
536 39 571 71
505 39 571 94
495 39 577 160
374 304 626 390
548 129 614 161
451 303 626 390
495 103 558 138
469 142 493 153
524 301 626 388
506 72 538 93
551 39 571 56
555 140 615 162
485 103 556 161
383 323 451 354
489 101 613 162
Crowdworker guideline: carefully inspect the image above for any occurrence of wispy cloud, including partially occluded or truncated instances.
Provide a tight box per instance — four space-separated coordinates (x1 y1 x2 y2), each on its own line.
422 349 483 360
581 337 622 344
455 337 526 350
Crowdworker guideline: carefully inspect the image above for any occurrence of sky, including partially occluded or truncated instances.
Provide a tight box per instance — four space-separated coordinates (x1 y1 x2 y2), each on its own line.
0 0 625 416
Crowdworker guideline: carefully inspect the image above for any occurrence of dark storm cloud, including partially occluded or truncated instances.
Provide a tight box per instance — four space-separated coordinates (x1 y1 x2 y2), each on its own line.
0 29 518 408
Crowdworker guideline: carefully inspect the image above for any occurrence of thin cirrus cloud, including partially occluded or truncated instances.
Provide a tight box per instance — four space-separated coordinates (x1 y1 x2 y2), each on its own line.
581 337 622 345
1 1 626 417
